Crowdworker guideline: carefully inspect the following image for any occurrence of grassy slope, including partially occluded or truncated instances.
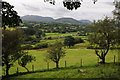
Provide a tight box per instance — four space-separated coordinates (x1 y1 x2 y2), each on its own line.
3 48 119 79
2 33 119 79
40 32 87 45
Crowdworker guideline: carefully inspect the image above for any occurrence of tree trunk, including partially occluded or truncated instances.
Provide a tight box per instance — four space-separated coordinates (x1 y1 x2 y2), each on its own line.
6 67 9 76
5 63 10 76
100 57 105 64
24 66 29 72
56 61 59 69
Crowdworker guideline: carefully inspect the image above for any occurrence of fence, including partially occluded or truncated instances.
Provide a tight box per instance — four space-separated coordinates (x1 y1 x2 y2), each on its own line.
2 55 117 76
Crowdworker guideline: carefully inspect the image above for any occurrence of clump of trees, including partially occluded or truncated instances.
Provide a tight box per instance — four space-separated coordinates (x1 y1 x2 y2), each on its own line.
46 41 66 68
64 36 84 48
23 21 89 34
64 36 75 48
33 43 48 49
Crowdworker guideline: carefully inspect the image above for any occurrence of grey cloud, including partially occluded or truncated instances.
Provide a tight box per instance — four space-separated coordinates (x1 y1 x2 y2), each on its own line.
22 3 40 11
102 2 114 6
53 7 70 16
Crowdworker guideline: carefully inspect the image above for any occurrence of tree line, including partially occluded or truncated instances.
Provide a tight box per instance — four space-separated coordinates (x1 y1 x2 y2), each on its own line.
22 21 88 34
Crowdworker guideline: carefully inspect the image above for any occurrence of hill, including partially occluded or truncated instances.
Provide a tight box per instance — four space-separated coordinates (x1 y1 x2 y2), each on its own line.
21 15 92 24
79 20 92 24
55 18 81 23
21 15 54 22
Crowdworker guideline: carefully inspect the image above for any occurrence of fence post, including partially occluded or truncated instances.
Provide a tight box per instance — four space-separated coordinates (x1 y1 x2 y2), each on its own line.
32 65 34 72
16 67 19 74
114 55 116 64
80 58 82 67
65 61 67 68
47 62 49 70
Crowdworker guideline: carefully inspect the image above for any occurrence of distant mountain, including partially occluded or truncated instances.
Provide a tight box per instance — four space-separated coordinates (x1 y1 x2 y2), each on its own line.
79 20 92 24
55 18 80 23
21 15 92 24
21 15 54 22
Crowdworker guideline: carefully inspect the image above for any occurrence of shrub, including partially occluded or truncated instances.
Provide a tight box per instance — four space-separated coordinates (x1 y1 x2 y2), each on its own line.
87 45 94 49
47 37 52 40
22 44 33 50
74 37 84 44
33 43 48 49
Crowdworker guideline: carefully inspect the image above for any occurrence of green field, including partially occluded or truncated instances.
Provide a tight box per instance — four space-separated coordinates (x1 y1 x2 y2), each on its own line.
45 32 76 37
40 32 87 45
2 33 119 79
2 47 119 79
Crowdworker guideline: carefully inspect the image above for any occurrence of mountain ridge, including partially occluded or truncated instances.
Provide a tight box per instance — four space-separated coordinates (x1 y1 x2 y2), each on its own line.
21 15 92 24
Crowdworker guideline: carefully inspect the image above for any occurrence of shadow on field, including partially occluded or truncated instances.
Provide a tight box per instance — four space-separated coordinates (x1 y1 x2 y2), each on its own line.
2 62 120 79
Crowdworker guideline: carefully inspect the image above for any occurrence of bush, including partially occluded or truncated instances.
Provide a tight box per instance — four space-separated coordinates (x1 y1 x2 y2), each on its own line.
22 44 33 50
74 37 84 44
47 37 52 40
24 36 40 45
87 45 94 49
64 36 75 48
33 43 48 49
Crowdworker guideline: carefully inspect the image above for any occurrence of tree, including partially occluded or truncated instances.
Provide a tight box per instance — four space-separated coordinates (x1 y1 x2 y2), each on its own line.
74 37 84 44
88 17 117 64
35 29 46 38
46 41 66 68
113 1 120 63
18 54 36 72
1 1 22 30
113 1 120 24
2 29 25 76
64 36 75 48
44 0 98 10
22 28 36 36
113 1 120 45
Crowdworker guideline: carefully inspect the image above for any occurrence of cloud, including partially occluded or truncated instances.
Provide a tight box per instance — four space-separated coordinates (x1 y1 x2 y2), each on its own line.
22 3 40 11
3 0 115 21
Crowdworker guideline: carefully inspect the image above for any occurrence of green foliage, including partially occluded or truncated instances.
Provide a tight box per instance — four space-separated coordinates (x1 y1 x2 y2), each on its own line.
33 43 48 49
35 29 46 38
24 36 40 45
47 41 66 68
22 44 33 50
18 53 36 72
113 1 120 22
2 1 22 29
2 29 25 76
113 1 120 46
22 28 36 35
88 17 117 63
64 36 75 48
74 37 84 44
23 21 89 34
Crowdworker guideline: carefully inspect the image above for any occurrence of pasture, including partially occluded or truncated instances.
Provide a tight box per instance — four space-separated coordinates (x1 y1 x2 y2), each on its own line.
2 47 119 79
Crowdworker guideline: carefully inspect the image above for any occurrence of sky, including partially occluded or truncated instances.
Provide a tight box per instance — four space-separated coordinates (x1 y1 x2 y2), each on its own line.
3 0 115 21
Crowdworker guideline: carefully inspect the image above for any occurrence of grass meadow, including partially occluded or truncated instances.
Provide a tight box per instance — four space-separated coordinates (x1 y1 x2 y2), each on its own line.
2 33 120 79
2 47 119 79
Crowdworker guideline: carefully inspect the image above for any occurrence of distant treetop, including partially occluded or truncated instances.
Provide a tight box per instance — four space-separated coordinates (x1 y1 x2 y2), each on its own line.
44 0 98 10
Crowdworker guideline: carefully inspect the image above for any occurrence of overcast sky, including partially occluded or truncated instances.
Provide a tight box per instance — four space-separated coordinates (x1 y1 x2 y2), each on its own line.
3 0 115 21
